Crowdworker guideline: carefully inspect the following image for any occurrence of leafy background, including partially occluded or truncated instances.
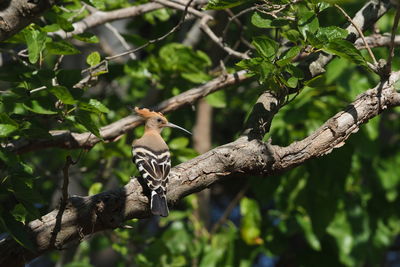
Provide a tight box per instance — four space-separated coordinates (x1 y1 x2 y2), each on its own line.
1 0 400 266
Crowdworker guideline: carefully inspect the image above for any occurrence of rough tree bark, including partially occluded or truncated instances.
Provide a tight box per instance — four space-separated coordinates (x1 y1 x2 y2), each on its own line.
0 0 55 42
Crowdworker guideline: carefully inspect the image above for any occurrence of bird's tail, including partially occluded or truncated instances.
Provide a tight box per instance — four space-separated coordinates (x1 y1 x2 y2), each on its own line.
151 191 169 217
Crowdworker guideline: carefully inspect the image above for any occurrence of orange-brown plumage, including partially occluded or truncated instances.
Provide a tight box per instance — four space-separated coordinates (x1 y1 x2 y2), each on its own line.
134 107 166 120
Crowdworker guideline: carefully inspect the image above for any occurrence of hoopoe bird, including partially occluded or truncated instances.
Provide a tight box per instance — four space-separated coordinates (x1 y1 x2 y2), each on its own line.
132 107 191 217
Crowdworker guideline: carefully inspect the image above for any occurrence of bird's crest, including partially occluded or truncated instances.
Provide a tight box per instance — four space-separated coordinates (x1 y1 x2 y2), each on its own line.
134 107 167 121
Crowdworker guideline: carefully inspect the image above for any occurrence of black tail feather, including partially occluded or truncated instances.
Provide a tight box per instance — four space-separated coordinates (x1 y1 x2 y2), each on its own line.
151 191 169 217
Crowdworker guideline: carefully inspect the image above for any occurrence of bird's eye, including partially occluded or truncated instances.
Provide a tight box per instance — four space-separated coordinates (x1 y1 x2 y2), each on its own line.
157 118 163 123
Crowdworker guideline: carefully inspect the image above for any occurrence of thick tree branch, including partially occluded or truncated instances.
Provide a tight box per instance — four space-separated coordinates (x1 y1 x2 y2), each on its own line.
1 71 399 267
0 0 55 42
274 72 400 169
5 70 249 154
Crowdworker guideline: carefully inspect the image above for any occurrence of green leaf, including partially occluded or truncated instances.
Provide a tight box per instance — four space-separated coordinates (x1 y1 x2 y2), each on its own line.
57 16 74 32
48 86 76 105
24 28 48 64
308 26 348 48
23 100 58 115
282 29 301 43
240 197 263 245
206 0 250 10
0 124 18 137
317 26 348 41
86 52 101 67
251 12 272 28
73 33 99 43
252 36 278 61
46 40 80 55
11 204 28 224
322 39 368 68
327 208 354 265
206 90 226 108
286 64 304 79
88 0 105 9
176 148 197 162
258 61 276 82
317 2 331 12
159 43 211 83
237 58 275 83
88 182 103 196
78 99 109 114
296 214 321 251
286 76 299 88
181 72 211 83
236 57 262 70
76 110 101 138
276 46 302 67
169 137 189 150
0 113 19 126
144 9 171 24
89 99 109 113
0 148 19 169
42 24 60 32
298 10 319 38
64 261 93 267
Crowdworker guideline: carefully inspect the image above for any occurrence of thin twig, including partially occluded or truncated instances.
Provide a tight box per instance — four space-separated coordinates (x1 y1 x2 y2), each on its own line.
50 3 163 39
30 86 47 94
0 48 31 67
53 55 65 71
17 49 28 58
200 16 249 59
386 4 400 74
61 156 74 207
210 183 249 235
105 0 195 61
222 6 257 42
50 155 76 249
155 0 205 18
104 23 136 60
335 4 378 66
52 55 65 87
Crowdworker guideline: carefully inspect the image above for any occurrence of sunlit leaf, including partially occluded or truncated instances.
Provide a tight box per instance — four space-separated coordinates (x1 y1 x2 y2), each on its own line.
252 36 278 60
88 182 103 196
206 0 250 10
48 86 76 105
76 110 101 138
322 39 368 68
24 28 48 64
240 197 263 245
0 124 18 137
86 52 101 67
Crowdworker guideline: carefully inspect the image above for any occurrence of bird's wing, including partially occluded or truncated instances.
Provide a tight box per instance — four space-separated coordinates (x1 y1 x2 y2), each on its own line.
132 146 171 192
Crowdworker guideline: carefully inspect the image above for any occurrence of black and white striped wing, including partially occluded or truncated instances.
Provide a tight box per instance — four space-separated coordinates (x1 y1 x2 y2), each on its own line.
132 146 171 193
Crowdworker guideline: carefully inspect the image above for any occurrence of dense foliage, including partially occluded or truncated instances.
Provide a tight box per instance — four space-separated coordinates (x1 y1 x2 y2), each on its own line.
0 0 400 266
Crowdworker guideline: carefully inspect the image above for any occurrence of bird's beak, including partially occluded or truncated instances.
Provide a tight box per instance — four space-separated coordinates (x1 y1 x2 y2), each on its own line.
165 122 192 135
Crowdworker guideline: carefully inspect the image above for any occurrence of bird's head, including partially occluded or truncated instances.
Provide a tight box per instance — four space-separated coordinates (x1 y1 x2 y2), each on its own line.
134 107 191 135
